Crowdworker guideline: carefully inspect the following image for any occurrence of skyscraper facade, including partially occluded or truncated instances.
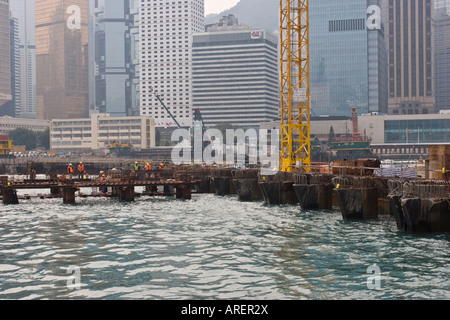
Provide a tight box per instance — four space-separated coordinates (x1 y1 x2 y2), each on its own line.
0 0 12 109
309 0 388 117
384 0 435 115
434 0 450 112
4 17 21 117
94 0 139 117
35 0 89 120
9 0 37 119
139 0 204 128
192 16 279 127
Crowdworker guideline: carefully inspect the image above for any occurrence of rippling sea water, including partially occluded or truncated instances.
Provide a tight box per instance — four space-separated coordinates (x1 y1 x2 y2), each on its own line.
0 187 448 300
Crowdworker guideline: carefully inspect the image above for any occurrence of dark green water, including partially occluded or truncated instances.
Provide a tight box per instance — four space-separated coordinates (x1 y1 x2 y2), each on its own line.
0 189 448 300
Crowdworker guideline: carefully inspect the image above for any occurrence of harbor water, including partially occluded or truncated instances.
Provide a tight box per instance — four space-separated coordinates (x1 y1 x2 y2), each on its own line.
0 187 449 300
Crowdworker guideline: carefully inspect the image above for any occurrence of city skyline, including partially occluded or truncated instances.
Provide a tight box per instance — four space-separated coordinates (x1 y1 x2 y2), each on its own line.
0 0 449 125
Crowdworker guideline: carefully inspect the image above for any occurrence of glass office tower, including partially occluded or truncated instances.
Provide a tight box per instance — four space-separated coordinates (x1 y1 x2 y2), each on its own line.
4 17 21 117
434 0 450 112
9 0 37 119
35 0 89 120
309 0 387 117
94 0 139 117
0 0 11 109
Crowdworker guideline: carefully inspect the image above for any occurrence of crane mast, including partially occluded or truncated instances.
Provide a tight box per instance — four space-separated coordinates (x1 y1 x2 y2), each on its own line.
280 0 311 172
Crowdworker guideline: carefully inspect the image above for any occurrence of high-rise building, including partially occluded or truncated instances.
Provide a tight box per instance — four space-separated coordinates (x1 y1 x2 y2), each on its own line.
139 0 205 128
434 0 450 112
384 0 435 115
192 15 279 127
9 0 37 119
0 0 12 109
35 0 89 120
309 0 388 117
4 17 21 117
94 0 139 117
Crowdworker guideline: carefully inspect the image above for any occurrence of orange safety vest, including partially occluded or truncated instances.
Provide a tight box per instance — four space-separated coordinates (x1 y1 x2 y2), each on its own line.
67 166 73 174
146 165 151 171
78 164 84 172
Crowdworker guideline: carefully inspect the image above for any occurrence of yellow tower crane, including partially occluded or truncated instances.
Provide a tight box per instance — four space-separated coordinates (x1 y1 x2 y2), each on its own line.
279 0 311 172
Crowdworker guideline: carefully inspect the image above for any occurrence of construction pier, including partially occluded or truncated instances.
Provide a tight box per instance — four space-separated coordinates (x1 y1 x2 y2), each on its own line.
1 147 449 234
0 169 198 205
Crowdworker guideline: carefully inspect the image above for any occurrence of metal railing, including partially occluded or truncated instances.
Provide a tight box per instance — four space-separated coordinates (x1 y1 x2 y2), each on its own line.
402 180 450 199
293 173 333 185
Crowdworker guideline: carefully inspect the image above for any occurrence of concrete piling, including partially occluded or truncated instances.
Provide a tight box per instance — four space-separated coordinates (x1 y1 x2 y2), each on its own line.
211 168 235 196
176 185 192 200
213 177 232 196
233 178 263 201
118 186 135 202
258 172 297 205
232 169 263 201
2 188 19 205
293 174 334 210
333 176 379 220
393 180 450 233
63 187 78 204
400 198 450 233
293 184 318 209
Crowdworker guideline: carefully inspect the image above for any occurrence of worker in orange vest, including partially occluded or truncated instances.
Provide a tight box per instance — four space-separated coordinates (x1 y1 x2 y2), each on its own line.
99 172 107 193
145 162 152 171
67 163 74 179
78 161 85 180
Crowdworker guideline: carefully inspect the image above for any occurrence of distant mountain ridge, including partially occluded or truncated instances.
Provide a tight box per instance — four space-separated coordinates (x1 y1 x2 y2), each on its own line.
205 0 279 33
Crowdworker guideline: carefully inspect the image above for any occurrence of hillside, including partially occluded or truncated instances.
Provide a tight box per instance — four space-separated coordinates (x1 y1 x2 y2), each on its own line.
205 0 279 33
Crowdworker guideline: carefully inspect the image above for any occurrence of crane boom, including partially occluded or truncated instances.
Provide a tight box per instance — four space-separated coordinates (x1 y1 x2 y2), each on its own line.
149 86 182 128
280 0 311 172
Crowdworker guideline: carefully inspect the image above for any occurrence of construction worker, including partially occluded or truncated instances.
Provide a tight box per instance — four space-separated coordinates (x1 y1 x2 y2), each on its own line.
160 162 165 169
145 162 152 171
99 172 107 193
78 161 85 180
67 163 74 179
134 161 140 172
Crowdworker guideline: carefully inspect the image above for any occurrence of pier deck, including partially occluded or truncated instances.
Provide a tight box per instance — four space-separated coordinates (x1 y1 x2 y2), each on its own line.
0 176 200 204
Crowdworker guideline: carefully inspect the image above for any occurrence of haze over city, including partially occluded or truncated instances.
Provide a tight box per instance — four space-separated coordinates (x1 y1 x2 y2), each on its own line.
0 0 450 159
205 0 240 15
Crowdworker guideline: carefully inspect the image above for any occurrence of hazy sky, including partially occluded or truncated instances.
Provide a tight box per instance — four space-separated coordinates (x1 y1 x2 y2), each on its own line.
205 0 240 15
